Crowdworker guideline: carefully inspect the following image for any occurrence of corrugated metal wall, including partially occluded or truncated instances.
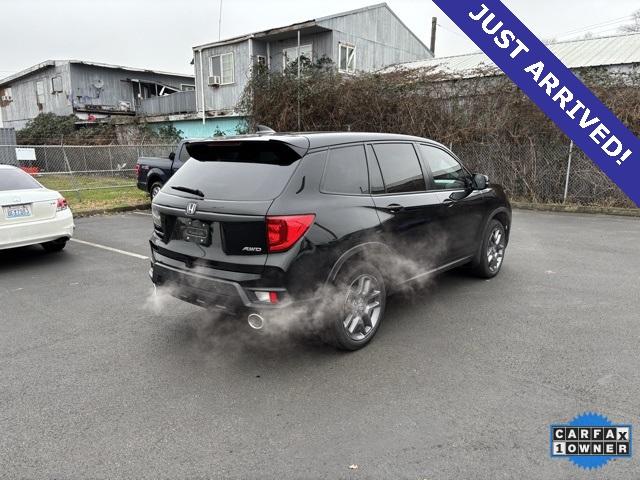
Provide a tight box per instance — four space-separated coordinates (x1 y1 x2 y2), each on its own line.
0 62 196 129
192 5 432 115
139 90 197 116
319 5 433 71
69 63 194 110
0 63 74 130
194 41 252 114
266 31 334 71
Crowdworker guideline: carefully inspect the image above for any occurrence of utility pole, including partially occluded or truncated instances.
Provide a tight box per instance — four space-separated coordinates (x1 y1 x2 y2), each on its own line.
430 17 437 56
218 0 223 41
297 29 301 132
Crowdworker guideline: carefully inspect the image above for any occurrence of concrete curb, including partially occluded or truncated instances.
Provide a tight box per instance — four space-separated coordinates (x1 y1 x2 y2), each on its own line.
73 203 151 218
512 202 640 218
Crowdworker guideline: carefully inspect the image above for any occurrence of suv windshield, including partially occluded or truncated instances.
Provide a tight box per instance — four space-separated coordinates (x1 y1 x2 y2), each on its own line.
0 169 43 191
166 141 302 201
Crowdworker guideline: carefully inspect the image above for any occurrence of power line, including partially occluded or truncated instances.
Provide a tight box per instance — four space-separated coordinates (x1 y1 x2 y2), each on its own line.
552 15 632 39
437 22 468 40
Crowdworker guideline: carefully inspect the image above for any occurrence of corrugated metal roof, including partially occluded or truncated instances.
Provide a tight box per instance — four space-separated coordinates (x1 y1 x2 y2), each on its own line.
193 3 407 51
0 60 194 87
390 33 640 76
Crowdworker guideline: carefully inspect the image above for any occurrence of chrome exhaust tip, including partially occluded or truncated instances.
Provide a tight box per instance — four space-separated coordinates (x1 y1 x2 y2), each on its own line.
248 313 265 330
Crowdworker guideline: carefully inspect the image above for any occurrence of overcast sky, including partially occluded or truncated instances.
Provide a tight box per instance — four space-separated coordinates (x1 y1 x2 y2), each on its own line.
0 0 638 77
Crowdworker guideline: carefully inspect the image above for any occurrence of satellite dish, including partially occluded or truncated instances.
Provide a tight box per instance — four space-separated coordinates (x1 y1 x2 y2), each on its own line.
92 79 104 90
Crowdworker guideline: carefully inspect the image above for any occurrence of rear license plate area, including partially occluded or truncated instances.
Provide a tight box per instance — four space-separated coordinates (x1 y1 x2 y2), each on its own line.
221 221 267 255
4 204 32 219
178 218 211 246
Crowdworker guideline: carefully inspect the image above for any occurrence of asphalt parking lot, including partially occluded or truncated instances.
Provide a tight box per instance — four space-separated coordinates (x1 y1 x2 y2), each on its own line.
1 209 639 479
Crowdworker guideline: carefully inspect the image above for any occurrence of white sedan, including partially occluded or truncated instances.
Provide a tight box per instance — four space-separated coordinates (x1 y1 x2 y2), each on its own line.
0 165 74 252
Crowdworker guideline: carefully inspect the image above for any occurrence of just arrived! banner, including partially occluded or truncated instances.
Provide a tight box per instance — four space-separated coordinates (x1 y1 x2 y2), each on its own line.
432 0 640 206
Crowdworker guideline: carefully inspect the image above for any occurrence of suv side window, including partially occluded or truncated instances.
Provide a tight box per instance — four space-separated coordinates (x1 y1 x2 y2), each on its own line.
419 144 469 190
371 143 426 194
322 144 369 194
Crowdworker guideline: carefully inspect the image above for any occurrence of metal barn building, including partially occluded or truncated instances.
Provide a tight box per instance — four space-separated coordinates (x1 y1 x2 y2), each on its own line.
0 60 195 130
191 3 433 119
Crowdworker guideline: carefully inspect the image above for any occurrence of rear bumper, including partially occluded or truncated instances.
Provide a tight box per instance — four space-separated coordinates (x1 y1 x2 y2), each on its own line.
137 181 148 192
0 210 74 250
149 248 315 313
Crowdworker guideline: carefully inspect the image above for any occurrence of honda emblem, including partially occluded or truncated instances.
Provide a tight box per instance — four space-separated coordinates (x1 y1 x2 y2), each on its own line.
186 202 197 215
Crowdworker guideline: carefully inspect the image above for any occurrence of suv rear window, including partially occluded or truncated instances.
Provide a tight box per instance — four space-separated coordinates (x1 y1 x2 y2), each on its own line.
322 144 369 194
166 141 302 201
371 143 426 194
0 169 42 191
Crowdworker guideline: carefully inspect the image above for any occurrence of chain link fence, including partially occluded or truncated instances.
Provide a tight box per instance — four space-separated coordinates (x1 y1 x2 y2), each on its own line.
0 144 177 199
454 139 633 208
0 139 634 208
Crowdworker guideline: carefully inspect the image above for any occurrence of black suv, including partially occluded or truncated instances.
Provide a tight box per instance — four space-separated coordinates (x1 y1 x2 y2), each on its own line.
149 132 511 350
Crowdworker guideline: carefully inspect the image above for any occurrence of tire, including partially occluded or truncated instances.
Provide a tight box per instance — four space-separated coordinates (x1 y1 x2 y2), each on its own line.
471 219 507 278
41 238 67 253
323 263 387 351
149 181 163 199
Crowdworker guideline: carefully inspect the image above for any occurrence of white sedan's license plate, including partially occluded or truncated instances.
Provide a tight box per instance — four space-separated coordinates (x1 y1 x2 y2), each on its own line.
4 204 32 219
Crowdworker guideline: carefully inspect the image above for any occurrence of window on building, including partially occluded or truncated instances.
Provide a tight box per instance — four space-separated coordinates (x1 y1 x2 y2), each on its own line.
35 81 45 105
51 76 63 93
322 144 369 195
338 43 356 73
209 52 234 84
256 55 267 66
371 143 426 194
419 144 469 190
282 44 312 70
181 84 195 91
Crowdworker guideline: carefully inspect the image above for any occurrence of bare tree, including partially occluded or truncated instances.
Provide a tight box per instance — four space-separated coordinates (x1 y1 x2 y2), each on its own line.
619 9 640 33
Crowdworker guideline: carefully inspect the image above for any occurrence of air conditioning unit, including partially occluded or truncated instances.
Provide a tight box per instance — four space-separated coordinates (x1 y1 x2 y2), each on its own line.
208 75 221 86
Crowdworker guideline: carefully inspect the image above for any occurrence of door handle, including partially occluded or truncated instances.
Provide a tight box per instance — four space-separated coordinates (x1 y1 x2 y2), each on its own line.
383 203 404 214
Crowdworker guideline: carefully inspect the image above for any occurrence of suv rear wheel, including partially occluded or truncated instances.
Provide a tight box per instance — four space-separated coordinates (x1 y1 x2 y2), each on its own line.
325 263 386 350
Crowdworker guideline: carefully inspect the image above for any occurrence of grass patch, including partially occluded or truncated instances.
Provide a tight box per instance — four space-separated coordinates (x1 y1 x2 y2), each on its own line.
38 175 149 213
37 174 135 191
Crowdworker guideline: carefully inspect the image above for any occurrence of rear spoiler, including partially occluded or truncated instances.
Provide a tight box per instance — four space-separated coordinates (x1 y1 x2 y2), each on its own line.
185 137 309 163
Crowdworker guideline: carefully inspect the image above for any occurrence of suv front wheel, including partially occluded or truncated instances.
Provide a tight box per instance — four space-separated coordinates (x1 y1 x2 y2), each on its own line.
325 263 387 350
471 219 507 278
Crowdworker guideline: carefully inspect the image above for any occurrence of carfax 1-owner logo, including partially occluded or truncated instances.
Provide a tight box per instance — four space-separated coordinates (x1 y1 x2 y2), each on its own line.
550 413 632 470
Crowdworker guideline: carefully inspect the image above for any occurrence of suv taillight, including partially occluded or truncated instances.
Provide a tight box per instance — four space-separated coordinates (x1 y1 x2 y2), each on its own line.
56 197 68 211
266 214 315 253
134 164 141 177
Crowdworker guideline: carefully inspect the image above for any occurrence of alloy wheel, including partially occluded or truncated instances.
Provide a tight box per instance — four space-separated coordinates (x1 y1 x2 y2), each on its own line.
342 274 382 341
487 226 506 273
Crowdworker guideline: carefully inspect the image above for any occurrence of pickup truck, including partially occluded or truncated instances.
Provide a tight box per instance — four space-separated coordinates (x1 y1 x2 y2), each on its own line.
135 140 190 198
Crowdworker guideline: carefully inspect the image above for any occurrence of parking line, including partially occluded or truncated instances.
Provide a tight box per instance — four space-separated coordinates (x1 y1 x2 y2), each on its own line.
132 211 152 216
70 239 148 260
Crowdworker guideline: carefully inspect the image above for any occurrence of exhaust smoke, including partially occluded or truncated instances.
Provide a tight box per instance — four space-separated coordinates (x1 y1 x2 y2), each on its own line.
144 232 451 349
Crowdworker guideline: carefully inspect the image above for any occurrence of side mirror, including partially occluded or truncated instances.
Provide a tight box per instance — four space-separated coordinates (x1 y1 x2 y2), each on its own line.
473 173 489 190
168 152 175 161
